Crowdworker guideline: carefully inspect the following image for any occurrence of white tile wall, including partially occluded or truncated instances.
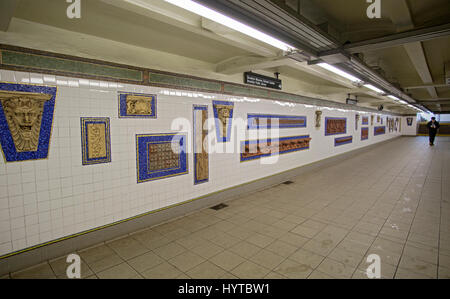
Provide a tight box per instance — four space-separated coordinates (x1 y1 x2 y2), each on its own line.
0 69 403 256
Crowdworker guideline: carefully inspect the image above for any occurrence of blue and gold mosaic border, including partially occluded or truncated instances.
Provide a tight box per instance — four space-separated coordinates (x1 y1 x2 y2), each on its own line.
362 116 369 125
240 135 311 162
361 127 369 141
334 136 353 147
193 105 209 185
81 117 111 165
118 92 157 119
324 117 347 136
374 126 386 136
213 100 234 143
0 82 57 162
247 114 307 129
136 133 188 183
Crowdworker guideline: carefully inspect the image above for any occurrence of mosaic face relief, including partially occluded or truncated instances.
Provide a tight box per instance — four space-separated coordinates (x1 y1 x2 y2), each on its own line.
136 133 188 183
193 105 209 185
335 136 353 146
247 114 307 129
325 117 347 136
240 135 311 162
0 82 57 162
315 110 322 128
118 92 157 118
213 101 234 142
81 117 111 165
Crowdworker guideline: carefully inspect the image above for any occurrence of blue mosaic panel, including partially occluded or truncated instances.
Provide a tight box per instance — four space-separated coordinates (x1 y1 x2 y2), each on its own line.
240 135 311 162
136 133 188 183
325 117 347 136
118 92 157 118
361 127 369 141
213 100 234 143
362 116 369 125
374 126 386 136
193 105 209 185
247 114 307 129
81 117 111 165
335 136 353 147
0 82 57 162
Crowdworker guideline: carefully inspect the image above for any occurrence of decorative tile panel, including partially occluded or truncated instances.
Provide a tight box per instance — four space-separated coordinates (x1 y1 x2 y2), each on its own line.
362 116 369 125
374 126 386 136
0 82 57 162
240 135 311 162
325 117 347 136
136 133 188 183
361 128 369 141
247 114 307 129
193 105 209 185
118 92 157 118
81 117 111 165
213 100 234 143
334 136 353 146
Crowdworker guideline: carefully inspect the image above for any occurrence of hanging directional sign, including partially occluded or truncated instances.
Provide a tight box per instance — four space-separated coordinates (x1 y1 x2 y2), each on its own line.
244 72 282 90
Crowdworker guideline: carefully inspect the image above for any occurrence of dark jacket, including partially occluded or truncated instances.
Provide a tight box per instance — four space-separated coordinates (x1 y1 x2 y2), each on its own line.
427 121 440 134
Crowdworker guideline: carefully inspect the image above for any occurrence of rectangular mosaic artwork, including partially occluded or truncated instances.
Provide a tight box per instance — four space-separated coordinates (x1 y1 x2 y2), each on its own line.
193 105 209 185
118 92 157 118
0 82 57 162
335 136 353 147
240 135 311 162
247 114 307 129
362 116 369 125
374 126 386 136
136 133 188 183
325 117 347 136
361 127 369 141
81 117 111 165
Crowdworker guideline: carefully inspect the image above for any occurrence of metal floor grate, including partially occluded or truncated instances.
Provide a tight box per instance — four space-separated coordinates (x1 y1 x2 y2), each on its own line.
210 203 228 211
282 181 294 185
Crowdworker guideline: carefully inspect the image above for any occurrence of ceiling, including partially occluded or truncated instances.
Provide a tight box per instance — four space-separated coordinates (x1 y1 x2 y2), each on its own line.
0 0 449 114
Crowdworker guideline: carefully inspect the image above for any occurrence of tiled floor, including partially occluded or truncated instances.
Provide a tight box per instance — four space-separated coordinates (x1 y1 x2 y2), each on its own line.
4 136 450 279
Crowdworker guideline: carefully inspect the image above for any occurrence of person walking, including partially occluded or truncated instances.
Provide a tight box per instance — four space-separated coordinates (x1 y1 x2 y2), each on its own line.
427 117 440 146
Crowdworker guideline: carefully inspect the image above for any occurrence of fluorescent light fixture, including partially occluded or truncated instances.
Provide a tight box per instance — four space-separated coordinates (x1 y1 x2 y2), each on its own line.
317 63 362 83
163 0 295 51
388 95 399 101
364 84 384 94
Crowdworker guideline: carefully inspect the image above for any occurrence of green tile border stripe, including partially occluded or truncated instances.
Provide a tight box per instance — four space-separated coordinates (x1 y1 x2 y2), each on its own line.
0 44 402 116
1 50 143 82
149 72 222 92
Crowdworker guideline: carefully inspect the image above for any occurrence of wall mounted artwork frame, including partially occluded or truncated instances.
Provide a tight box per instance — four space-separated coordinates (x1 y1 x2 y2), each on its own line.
213 100 234 143
81 117 111 165
118 92 157 119
361 127 369 141
325 117 347 136
374 126 386 136
247 114 307 129
240 135 311 162
136 133 188 183
193 105 209 185
0 82 57 162
335 136 353 147
407 117 413 126
362 116 369 125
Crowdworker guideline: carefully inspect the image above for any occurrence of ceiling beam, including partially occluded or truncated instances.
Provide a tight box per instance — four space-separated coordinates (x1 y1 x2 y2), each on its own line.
215 56 290 75
405 83 449 90
386 0 438 100
342 23 450 54
0 0 19 31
